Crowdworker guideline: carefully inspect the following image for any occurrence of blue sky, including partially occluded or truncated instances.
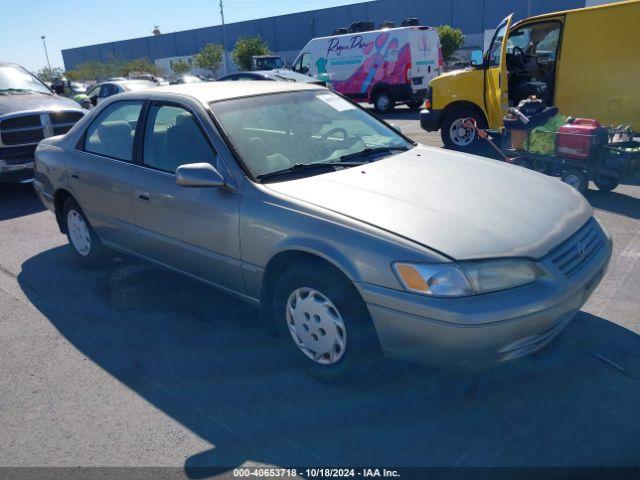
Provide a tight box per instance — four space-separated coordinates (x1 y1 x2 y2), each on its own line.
0 0 370 73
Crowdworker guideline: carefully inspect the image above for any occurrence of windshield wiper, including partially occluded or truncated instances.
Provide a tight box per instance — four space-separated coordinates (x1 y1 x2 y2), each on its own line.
257 161 364 181
339 145 409 162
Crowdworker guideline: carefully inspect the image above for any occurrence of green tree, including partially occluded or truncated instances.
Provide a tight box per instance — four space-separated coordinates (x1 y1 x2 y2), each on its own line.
171 58 191 75
231 35 269 71
436 25 465 62
36 66 65 82
66 61 116 81
193 43 224 76
120 58 161 77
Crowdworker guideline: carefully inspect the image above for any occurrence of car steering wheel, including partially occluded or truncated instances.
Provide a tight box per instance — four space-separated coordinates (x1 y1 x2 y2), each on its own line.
320 127 349 143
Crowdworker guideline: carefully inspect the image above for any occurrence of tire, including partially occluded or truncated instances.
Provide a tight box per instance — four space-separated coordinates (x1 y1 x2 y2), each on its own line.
440 106 487 153
62 197 110 267
594 172 620 192
272 262 381 382
560 169 588 194
373 90 394 113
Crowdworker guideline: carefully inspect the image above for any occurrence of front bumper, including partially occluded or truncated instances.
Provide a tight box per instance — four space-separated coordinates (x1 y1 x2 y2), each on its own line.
359 234 612 369
0 159 34 183
419 109 441 131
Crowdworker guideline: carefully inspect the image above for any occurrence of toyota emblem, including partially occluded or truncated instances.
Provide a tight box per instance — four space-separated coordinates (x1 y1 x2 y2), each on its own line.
576 242 587 257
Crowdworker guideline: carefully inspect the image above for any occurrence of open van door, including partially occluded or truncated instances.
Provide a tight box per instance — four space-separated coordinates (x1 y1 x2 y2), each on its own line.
484 14 513 127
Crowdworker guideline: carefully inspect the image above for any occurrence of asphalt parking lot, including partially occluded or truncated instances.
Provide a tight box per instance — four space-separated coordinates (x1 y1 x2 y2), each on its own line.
1 108 640 478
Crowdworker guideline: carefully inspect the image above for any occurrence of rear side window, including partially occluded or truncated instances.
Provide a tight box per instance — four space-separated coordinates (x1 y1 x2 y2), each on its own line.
84 101 143 162
142 104 217 173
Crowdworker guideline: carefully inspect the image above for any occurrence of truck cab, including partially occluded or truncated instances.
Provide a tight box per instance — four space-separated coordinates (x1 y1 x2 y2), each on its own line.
421 1 640 152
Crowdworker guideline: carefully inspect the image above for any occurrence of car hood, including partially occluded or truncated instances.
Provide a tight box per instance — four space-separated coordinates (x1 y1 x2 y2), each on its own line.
266 146 592 260
0 93 82 116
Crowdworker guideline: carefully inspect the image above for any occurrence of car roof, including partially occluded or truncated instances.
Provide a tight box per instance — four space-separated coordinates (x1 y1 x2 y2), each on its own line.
152 80 323 103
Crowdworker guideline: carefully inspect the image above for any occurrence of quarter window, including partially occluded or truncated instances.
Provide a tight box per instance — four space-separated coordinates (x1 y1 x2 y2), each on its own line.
84 101 143 161
142 104 216 173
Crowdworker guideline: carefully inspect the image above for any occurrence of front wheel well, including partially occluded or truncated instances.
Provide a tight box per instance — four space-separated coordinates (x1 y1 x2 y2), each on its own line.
259 250 359 333
53 189 74 233
438 101 487 130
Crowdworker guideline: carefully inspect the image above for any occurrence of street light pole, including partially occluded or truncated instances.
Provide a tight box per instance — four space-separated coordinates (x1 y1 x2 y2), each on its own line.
219 0 229 75
41 35 52 76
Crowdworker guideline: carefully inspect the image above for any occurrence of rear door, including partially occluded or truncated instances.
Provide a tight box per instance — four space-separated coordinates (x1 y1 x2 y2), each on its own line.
484 14 513 128
409 28 440 91
69 100 144 249
128 100 244 293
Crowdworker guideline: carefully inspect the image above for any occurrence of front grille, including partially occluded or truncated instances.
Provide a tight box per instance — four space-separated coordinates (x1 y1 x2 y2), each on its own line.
1 129 45 145
0 114 41 130
50 111 83 125
0 110 83 146
548 218 605 278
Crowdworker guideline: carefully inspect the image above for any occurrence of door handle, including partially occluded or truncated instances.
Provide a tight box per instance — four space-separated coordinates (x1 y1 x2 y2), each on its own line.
135 190 150 202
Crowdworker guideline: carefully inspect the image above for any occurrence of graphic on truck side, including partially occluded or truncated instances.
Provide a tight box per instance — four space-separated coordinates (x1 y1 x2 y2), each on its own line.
316 31 423 99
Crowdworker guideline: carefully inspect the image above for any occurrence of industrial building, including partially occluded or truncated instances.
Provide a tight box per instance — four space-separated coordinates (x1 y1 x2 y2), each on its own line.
61 0 614 75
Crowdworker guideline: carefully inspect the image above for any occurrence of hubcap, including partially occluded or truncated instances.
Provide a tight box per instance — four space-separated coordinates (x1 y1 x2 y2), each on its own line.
285 287 347 365
67 210 91 256
449 117 475 146
376 94 390 111
564 174 580 189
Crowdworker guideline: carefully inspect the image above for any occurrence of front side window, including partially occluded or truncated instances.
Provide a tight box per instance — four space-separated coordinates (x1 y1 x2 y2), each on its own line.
143 104 216 173
84 101 143 161
489 22 509 67
210 90 412 178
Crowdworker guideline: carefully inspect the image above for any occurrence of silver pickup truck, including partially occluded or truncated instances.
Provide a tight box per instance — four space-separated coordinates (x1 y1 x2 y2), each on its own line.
0 62 84 183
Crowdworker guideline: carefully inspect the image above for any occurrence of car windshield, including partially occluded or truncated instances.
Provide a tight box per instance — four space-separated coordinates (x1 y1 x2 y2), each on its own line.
210 90 413 179
0 66 51 94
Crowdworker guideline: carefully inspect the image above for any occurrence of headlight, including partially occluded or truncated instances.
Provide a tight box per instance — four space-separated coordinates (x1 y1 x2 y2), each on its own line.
394 260 539 297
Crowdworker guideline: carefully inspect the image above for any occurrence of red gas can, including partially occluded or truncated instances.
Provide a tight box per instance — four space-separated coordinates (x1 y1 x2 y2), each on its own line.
556 118 606 160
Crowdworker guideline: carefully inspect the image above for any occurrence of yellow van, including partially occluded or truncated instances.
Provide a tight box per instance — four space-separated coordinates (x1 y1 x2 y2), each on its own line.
420 0 640 151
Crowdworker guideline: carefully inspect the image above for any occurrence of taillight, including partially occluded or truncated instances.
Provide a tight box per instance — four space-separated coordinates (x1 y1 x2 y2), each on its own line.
424 99 431 110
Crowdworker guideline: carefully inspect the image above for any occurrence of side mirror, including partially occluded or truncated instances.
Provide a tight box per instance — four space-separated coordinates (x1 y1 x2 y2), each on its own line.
470 49 484 67
176 162 227 188
389 122 402 133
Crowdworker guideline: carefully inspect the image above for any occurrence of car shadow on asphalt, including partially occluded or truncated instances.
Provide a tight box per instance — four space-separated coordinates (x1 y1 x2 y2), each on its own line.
586 188 640 220
0 182 44 221
18 247 640 478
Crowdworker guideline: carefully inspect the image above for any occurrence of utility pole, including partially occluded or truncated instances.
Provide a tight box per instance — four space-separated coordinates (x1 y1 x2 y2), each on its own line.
220 0 229 75
41 35 52 77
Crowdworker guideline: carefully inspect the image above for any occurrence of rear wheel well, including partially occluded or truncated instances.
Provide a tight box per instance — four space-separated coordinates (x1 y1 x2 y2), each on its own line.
259 250 360 332
53 189 74 233
438 101 487 130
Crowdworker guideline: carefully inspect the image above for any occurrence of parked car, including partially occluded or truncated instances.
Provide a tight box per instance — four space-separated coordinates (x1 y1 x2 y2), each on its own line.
128 73 169 85
218 69 326 86
292 25 443 112
169 74 203 85
250 55 284 71
33 82 611 380
421 0 640 151
84 80 157 108
0 62 85 183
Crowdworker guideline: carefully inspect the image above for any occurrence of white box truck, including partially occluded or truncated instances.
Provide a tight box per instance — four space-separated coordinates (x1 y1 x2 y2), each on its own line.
291 26 443 112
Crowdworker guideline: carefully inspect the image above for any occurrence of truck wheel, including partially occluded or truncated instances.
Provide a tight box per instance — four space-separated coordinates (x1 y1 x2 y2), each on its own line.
373 90 394 113
440 106 487 152
594 173 620 192
561 169 588 194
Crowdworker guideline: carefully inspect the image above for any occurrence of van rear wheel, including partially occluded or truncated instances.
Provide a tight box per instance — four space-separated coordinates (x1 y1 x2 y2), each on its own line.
373 90 394 113
441 106 487 152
